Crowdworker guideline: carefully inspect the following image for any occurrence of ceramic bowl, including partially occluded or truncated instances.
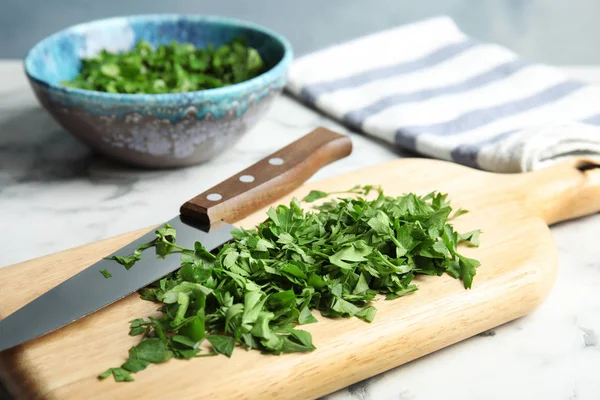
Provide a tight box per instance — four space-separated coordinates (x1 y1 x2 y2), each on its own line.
24 14 293 168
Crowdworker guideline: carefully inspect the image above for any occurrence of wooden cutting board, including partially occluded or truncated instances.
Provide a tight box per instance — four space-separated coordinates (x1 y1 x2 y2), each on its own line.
1 156 599 400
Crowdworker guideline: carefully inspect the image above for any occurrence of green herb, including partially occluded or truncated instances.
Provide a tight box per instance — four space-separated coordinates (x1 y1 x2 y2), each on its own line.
98 367 134 382
101 225 181 277
206 335 235 357
99 269 112 279
99 186 481 381
62 37 266 94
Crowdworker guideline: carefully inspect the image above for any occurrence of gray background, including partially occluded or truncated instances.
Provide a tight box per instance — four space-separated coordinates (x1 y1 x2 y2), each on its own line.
1 0 600 65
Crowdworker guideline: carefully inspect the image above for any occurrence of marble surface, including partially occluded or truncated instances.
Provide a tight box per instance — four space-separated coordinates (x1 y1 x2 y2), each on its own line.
1 60 599 399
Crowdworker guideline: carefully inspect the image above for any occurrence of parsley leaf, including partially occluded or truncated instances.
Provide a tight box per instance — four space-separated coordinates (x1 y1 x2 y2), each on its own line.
99 269 112 278
207 335 235 357
121 358 150 373
129 338 173 363
98 368 134 382
458 230 481 247
355 306 377 323
302 190 329 202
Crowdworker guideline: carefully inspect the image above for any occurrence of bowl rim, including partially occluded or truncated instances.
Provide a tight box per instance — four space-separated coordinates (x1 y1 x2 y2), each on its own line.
23 13 293 101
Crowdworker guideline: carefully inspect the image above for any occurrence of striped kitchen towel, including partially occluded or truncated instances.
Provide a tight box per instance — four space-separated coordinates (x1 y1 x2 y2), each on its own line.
286 16 600 172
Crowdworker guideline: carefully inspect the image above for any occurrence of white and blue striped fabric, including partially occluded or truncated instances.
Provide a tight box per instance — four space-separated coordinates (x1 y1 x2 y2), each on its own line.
286 16 600 172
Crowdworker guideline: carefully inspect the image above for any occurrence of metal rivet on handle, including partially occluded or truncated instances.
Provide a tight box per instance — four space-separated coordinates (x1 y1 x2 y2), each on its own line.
269 157 284 165
206 193 222 201
239 175 255 183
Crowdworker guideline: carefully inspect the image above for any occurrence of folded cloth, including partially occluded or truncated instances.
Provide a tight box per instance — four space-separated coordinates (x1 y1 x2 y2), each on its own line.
286 16 600 172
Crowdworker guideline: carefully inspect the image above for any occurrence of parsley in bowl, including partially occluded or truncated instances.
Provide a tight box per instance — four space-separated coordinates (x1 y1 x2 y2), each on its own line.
62 37 267 94
24 14 293 168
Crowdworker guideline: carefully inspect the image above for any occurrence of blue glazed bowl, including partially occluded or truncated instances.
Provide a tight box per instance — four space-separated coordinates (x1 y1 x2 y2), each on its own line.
24 14 293 168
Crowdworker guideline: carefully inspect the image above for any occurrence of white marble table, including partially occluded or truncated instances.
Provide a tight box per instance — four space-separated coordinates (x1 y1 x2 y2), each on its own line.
1 61 599 400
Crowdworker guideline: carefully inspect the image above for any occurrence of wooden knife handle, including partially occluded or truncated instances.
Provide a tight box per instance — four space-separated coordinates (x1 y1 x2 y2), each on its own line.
517 157 600 225
179 127 353 225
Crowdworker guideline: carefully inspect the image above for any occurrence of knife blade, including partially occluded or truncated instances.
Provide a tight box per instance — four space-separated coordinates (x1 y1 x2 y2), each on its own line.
0 127 352 352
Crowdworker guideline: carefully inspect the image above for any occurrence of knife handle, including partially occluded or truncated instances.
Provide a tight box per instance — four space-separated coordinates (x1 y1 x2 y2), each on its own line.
179 127 353 225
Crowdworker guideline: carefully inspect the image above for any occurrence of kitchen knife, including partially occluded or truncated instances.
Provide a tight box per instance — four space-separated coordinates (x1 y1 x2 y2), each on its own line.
0 127 352 352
